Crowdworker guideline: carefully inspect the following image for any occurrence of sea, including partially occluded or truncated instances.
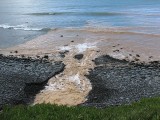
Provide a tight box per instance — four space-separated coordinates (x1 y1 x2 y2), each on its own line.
0 0 160 48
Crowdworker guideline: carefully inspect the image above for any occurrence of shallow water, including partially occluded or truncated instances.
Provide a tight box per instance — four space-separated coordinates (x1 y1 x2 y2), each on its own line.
0 0 160 48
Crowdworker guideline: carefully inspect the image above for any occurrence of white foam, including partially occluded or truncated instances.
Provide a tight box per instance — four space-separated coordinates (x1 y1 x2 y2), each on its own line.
45 83 64 91
0 24 43 31
59 46 72 51
75 43 97 53
23 28 42 31
43 74 81 91
58 42 97 53
110 53 126 59
69 74 81 85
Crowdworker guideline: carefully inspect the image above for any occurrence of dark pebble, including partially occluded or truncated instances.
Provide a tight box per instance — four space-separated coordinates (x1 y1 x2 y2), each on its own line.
43 55 49 59
134 58 139 61
21 55 25 58
136 54 140 57
59 50 69 58
113 50 120 52
36 55 40 58
74 54 84 60
63 50 69 54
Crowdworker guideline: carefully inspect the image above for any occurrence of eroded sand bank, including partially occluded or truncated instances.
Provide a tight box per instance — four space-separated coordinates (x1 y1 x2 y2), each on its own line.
1 28 160 106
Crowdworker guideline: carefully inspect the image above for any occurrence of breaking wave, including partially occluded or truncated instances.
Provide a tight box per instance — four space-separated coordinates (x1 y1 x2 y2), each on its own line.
0 24 51 31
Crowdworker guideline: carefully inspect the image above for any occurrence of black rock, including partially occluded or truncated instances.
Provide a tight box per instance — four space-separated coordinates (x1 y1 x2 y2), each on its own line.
59 50 69 58
134 58 139 61
21 55 25 58
43 55 49 59
36 55 40 58
74 54 84 60
113 50 120 52
136 54 140 57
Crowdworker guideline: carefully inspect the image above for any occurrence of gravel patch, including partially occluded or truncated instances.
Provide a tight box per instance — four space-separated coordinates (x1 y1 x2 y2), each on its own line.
0 54 65 109
83 55 160 108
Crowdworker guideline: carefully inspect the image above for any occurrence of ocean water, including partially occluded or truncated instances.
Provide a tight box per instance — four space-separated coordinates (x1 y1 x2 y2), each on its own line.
0 0 160 48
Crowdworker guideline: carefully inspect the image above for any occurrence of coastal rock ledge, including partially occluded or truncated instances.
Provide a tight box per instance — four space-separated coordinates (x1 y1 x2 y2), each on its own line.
0 54 65 109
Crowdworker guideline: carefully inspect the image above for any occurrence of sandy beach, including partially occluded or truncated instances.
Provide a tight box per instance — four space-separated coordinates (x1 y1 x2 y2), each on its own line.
0 28 160 107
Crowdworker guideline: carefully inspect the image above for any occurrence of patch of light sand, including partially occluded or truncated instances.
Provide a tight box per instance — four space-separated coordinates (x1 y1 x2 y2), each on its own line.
109 53 126 60
34 42 98 106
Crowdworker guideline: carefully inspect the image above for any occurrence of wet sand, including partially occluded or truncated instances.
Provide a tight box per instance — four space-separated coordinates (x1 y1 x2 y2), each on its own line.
1 28 160 60
0 28 160 106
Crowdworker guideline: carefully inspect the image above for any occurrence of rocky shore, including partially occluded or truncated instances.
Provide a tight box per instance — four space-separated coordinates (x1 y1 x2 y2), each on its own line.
83 55 160 108
0 54 65 109
1 52 160 109
1 28 160 109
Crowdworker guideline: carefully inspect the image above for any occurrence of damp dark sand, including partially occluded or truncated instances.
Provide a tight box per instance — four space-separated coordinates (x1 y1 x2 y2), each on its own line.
0 28 160 107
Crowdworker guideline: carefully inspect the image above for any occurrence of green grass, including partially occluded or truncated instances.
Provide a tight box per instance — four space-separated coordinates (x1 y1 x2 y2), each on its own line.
1 97 160 120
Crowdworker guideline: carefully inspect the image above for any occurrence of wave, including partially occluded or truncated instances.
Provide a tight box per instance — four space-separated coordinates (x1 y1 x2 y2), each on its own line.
26 12 124 16
26 11 160 18
84 12 123 16
27 12 64 16
0 24 51 31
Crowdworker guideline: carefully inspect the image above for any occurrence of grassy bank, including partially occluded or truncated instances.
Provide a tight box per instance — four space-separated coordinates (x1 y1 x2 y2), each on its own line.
1 97 160 120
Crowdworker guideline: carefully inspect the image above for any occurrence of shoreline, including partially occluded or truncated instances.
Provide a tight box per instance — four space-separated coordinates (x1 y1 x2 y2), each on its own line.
0 28 160 108
1 27 160 61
